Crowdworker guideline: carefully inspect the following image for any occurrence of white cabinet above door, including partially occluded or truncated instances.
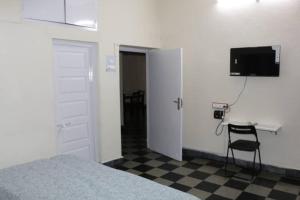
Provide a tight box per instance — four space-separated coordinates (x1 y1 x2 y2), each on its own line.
23 0 65 23
23 0 97 28
66 0 97 28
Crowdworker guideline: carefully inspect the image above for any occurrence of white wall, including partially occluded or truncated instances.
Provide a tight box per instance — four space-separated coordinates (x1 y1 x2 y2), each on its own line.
2 0 300 171
0 0 160 168
158 0 300 170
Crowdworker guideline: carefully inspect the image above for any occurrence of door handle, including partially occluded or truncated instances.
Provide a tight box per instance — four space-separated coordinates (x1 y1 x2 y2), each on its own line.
56 124 64 133
57 122 71 129
56 124 64 129
173 98 182 110
65 122 72 127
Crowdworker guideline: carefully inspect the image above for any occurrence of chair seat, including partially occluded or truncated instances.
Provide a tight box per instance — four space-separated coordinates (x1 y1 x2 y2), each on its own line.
229 140 260 152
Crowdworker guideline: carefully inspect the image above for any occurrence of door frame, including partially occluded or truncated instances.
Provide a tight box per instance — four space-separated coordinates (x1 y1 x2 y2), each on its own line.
52 39 99 162
119 45 153 148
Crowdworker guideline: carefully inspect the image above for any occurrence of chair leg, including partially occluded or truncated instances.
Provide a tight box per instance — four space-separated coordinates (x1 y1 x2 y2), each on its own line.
225 146 230 174
230 148 236 165
252 150 257 179
258 147 262 172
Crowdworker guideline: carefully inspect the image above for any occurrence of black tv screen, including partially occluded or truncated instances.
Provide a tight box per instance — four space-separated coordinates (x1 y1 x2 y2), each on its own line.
230 46 281 77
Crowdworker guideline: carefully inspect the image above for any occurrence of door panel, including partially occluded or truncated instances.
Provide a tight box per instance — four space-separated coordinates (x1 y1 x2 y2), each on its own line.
65 0 97 28
62 124 89 142
54 42 95 161
57 52 87 68
148 49 183 161
59 78 87 93
23 0 65 23
59 101 88 118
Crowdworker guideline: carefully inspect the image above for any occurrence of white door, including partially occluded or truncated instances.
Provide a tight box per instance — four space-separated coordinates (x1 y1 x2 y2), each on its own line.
53 41 96 161
148 49 183 161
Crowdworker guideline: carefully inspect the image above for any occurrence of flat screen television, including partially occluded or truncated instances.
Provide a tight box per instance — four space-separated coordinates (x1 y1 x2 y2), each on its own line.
230 46 281 77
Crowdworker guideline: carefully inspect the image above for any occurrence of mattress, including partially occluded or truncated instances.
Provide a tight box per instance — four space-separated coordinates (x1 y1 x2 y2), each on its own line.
0 155 200 200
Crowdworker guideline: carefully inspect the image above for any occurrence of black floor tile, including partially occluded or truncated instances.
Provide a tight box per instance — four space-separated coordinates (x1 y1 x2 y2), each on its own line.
182 155 194 161
170 183 191 192
240 168 256 175
115 165 128 171
215 169 235 177
195 181 220 193
156 156 173 162
189 171 210 180
159 163 178 171
224 179 249 190
161 172 184 182
206 194 231 200
183 163 201 170
268 190 297 200
280 177 300 186
133 164 153 172
253 177 277 188
207 161 224 168
140 173 157 180
236 192 265 200
133 157 151 163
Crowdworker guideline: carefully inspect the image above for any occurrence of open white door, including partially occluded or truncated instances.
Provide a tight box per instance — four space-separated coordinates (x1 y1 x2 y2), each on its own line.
148 49 183 161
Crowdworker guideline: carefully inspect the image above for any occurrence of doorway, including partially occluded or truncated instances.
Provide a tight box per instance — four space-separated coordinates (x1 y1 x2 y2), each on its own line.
119 46 184 161
53 40 98 161
120 50 147 157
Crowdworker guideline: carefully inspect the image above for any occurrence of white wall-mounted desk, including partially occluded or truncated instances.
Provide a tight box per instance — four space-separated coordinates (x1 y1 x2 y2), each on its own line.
222 121 281 135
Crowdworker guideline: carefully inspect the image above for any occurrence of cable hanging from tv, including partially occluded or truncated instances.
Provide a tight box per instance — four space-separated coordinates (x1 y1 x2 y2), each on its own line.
229 76 248 107
215 77 247 136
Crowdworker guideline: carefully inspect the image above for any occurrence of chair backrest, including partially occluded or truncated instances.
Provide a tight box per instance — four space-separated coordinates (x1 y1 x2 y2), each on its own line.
228 124 259 142
132 90 145 104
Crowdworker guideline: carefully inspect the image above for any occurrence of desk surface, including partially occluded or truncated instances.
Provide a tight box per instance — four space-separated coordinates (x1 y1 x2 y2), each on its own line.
222 121 281 134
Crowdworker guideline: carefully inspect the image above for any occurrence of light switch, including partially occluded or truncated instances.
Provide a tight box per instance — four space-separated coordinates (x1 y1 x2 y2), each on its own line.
106 55 116 72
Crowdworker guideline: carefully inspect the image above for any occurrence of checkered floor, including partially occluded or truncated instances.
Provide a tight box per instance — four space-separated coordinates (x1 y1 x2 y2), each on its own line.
116 108 300 200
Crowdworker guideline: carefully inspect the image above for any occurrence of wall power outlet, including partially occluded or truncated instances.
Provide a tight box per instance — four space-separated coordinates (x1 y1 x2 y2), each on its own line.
212 102 229 110
214 110 224 119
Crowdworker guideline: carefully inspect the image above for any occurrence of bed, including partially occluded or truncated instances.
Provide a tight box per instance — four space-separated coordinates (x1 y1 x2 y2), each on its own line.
0 155 200 200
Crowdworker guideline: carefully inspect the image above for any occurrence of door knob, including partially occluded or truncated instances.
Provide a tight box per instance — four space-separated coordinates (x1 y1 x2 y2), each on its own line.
173 98 182 110
65 122 72 127
56 124 64 133
56 124 64 129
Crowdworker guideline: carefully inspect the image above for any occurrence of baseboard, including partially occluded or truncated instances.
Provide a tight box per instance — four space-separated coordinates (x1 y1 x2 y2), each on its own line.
103 158 125 167
183 148 300 180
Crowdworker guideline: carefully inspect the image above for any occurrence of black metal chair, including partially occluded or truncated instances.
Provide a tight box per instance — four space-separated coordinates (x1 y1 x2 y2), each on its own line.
225 124 262 179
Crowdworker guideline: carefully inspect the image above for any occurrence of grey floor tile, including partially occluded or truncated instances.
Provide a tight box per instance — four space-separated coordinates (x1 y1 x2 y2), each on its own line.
274 181 300 195
168 160 188 166
126 169 143 176
191 158 209 165
154 178 173 186
198 165 220 174
144 160 164 167
172 167 194 176
177 176 202 187
122 161 141 169
188 188 211 199
245 184 272 197
214 186 242 199
146 168 168 177
206 175 229 185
